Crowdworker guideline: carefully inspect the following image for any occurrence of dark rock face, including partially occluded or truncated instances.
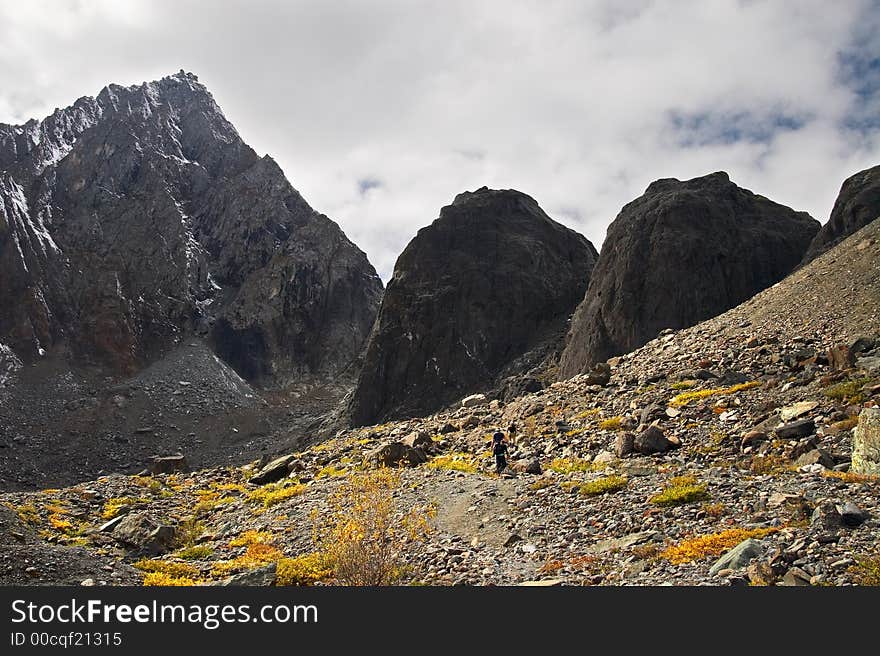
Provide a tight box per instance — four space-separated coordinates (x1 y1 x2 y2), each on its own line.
802 164 880 264
558 172 819 379
0 71 382 385
347 187 598 426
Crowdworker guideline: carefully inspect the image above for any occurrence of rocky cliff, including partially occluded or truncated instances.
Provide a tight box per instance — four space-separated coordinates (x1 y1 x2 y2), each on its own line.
0 71 382 385
558 172 819 379
347 187 598 426
801 164 880 265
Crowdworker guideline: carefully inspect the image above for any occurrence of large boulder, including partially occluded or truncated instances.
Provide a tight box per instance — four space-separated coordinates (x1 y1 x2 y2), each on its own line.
111 513 176 555
801 164 880 264
0 71 382 384
558 172 819 378
347 187 598 425
852 407 880 476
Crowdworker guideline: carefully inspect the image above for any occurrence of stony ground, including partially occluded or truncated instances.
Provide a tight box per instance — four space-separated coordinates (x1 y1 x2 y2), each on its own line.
1 220 879 587
0 341 345 491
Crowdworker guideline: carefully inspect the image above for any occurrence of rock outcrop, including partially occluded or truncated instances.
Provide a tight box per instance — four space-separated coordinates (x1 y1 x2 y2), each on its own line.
347 187 598 426
801 164 880 265
0 71 382 385
558 172 819 378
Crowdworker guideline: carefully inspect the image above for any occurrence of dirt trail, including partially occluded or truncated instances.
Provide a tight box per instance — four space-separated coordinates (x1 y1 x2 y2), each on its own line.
417 472 539 581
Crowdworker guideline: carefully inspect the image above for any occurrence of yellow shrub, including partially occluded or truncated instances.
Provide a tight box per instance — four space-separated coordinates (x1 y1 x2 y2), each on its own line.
598 417 623 431
142 572 200 586
101 496 149 520
211 481 248 494
247 481 306 508
669 381 761 407
822 470 879 484
649 477 709 506
14 504 42 526
661 527 778 564
580 475 628 496
211 543 283 577
426 452 478 473
547 457 595 475
313 468 434 585
134 559 200 578
276 552 335 586
175 545 213 560
48 513 73 532
671 380 698 390
228 530 275 548
529 478 554 491
316 465 348 479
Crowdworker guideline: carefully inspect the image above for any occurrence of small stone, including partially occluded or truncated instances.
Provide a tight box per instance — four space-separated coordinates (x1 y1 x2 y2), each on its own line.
709 538 765 575
633 425 677 455
504 533 522 547
775 418 816 440
461 394 487 408
810 501 842 531
793 449 834 469
780 567 812 586
80 578 95 586
779 401 819 422
837 501 869 527
518 579 563 586
827 344 855 372
248 454 296 485
615 432 635 458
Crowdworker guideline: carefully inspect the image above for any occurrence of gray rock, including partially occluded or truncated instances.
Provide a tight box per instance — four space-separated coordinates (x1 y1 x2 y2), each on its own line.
461 394 488 409
616 432 636 458
857 355 880 373
366 442 423 468
249 454 296 485
709 538 766 575
633 425 676 455
503 533 522 547
212 562 277 586
559 171 819 377
827 344 856 372
801 164 880 264
112 513 175 554
0 71 382 384
582 362 611 387
852 408 880 476
793 449 834 469
775 418 816 440
346 186 599 425
148 454 188 475
810 501 842 531
837 501 869 527
779 401 819 423
779 567 812 586
401 431 433 450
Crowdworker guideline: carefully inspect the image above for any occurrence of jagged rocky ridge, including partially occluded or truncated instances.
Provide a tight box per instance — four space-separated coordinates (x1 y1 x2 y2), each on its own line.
2 217 878 587
801 164 880 265
0 71 383 385
558 171 819 379
346 187 598 426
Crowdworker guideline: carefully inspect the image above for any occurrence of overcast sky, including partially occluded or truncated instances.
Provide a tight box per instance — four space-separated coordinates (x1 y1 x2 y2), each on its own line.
1 0 878 280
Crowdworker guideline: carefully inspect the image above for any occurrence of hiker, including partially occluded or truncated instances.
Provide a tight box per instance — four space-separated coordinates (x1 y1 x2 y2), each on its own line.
492 431 509 474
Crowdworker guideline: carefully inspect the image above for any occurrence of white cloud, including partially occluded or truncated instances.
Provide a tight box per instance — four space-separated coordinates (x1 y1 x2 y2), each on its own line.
1 0 878 280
